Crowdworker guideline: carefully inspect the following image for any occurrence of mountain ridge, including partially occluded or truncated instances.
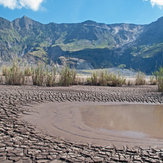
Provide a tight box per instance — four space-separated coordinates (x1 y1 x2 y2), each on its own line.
0 16 163 73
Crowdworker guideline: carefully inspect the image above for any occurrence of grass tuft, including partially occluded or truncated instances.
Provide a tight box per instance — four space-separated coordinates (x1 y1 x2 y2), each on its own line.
108 72 126 86
99 70 109 86
135 72 146 85
149 75 157 85
3 61 25 85
59 66 77 86
24 66 33 76
46 67 56 87
155 67 163 92
32 64 46 86
87 70 126 86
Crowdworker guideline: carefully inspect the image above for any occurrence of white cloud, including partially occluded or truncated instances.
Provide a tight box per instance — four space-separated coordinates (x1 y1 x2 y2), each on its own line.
0 0 44 11
145 0 163 7
0 0 17 9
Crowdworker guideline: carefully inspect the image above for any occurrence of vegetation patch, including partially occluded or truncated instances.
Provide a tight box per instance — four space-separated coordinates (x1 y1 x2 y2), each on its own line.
2 61 25 85
59 66 76 86
1 60 163 93
155 67 163 92
135 72 146 85
87 70 126 86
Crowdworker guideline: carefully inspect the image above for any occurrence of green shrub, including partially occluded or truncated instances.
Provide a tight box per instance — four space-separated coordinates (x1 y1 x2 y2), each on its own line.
59 66 77 86
155 67 163 92
135 72 146 85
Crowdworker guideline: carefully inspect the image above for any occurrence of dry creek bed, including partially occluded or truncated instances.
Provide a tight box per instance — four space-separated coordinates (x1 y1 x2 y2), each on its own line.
0 85 163 162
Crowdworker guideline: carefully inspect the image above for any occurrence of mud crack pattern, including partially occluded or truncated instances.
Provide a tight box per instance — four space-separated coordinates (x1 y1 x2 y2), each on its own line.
0 85 163 162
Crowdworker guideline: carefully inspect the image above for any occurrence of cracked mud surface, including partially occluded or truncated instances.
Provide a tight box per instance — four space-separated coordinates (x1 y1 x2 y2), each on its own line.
0 85 163 162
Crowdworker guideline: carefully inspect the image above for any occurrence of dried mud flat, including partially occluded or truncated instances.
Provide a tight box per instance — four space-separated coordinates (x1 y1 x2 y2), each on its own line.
0 85 163 162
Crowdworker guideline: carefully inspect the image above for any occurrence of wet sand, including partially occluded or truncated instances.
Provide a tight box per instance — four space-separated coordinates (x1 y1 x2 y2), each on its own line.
22 102 163 147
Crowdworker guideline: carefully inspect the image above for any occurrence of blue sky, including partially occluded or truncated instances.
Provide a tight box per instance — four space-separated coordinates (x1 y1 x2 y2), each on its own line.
0 0 163 24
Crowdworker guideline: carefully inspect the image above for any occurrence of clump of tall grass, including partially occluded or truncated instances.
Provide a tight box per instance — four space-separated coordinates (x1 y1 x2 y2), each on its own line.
135 72 146 85
3 61 25 85
46 67 56 87
99 70 109 86
149 74 157 85
108 72 126 86
87 70 126 86
27 64 57 86
32 64 46 86
24 66 33 76
155 67 163 92
87 72 98 85
76 76 86 85
59 66 77 86
2 66 9 76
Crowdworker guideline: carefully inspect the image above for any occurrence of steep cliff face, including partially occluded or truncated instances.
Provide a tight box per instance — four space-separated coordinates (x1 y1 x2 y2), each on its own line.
0 16 163 73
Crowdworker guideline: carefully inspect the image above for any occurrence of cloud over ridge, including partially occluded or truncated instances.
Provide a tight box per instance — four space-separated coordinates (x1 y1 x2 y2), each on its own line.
0 0 44 11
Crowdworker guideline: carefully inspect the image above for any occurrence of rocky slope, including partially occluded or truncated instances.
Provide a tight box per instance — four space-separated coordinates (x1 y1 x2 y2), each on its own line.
0 16 163 73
